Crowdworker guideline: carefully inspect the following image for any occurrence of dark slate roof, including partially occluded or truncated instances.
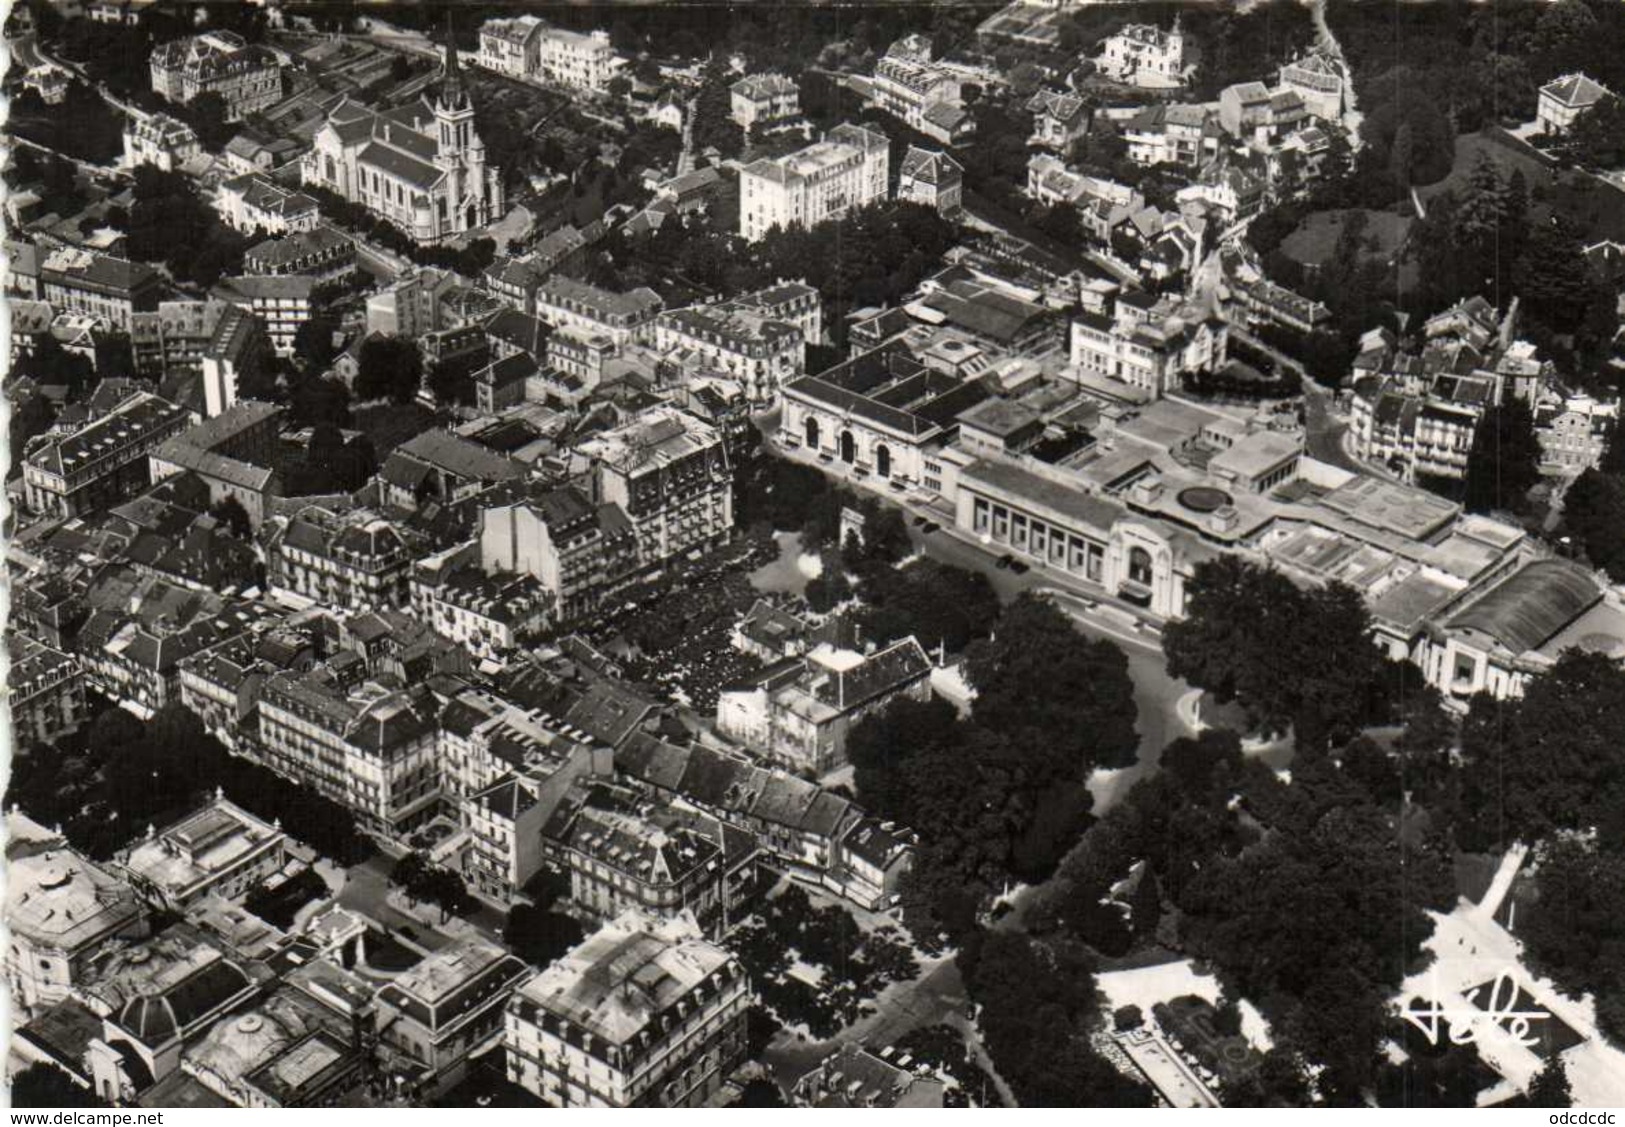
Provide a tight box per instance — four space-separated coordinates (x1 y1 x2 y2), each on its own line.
357 142 443 191
1446 558 1600 654
117 959 254 1048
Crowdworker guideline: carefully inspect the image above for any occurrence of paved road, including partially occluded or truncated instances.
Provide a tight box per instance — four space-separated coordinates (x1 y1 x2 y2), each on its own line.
1301 377 1359 472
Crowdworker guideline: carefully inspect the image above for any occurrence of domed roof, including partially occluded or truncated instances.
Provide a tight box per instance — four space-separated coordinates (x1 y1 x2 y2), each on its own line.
116 959 255 1047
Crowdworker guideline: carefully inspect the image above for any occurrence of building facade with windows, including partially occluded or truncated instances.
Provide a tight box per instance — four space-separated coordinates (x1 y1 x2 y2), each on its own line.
738 124 890 242
149 31 282 121
7 847 148 1018
576 407 734 570
22 391 191 518
731 73 800 129
256 672 441 839
39 247 163 332
117 797 288 913
504 910 750 1108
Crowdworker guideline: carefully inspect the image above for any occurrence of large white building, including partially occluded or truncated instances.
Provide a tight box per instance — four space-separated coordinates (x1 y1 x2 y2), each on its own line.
868 35 962 134
504 910 750 1107
149 30 282 122
1069 293 1229 400
122 113 201 172
731 73 800 130
575 407 734 569
476 15 622 92
1096 20 1189 88
302 38 503 246
654 299 806 404
7 844 148 1017
738 123 890 242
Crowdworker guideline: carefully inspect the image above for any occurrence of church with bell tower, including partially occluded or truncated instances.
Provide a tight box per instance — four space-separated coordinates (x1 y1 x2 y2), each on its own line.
302 19 504 245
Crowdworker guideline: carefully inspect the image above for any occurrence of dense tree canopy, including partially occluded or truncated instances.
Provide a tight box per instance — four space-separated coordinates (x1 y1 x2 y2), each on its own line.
1454 652 1625 852
1520 837 1625 1044
962 930 1153 1107
355 336 425 405
1563 468 1625 580
1164 557 1390 751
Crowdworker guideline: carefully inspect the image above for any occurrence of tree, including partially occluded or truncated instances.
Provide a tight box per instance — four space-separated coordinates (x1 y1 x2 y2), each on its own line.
1527 1056 1574 1108
293 311 341 372
1563 468 1625 580
1519 836 1625 1044
209 495 252 539
1462 398 1542 515
1570 95 1625 171
354 336 424 404
9 1064 106 1108
606 74 633 101
1518 217 1603 338
966 595 1138 774
1455 652 1625 852
1165 558 1388 748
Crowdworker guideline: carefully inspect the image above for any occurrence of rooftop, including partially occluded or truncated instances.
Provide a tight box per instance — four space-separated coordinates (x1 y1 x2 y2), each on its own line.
513 911 736 1052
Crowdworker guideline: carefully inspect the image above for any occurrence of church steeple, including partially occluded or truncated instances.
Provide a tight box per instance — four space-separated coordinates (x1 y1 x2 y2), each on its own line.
437 12 469 114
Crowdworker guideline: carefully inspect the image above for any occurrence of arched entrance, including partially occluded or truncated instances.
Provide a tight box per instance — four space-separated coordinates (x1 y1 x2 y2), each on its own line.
1121 546 1155 607
805 416 821 450
839 431 856 464
875 444 891 478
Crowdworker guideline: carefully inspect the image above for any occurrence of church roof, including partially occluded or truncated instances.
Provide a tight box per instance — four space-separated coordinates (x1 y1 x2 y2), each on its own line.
358 142 444 191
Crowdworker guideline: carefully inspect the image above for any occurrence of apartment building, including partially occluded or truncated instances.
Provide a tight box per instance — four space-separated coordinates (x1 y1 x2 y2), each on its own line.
243 225 357 284
1069 294 1229 400
654 301 806 404
478 482 641 622
868 35 962 134
613 736 916 911
898 146 965 216
736 280 823 346
39 246 163 331
216 274 316 357
576 407 734 570
150 399 282 526
716 638 933 775
122 112 201 172
556 804 757 938
1535 390 1617 476
731 73 800 129
504 910 750 1107
410 541 551 660
256 670 441 839
149 31 282 121
534 275 664 346
738 123 890 242
217 174 321 235
7 638 89 747
1122 103 1220 169
22 390 191 517
131 299 229 378
199 304 274 417
263 504 419 611
476 16 622 91
378 941 532 1095
118 796 288 913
